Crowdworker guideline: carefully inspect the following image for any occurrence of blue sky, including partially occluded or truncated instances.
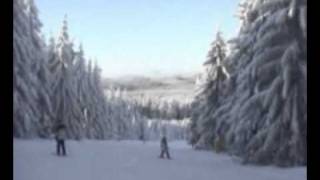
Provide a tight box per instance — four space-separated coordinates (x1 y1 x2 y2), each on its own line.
37 0 240 78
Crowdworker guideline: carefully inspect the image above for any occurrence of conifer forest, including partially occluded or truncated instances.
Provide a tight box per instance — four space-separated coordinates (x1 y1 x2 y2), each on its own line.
14 0 307 180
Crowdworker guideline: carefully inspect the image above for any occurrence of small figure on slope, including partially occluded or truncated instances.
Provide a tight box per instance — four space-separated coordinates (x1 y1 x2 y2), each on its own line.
55 123 67 156
159 136 171 159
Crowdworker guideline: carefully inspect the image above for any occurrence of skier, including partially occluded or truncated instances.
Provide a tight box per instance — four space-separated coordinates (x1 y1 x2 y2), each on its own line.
55 123 67 156
159 136 171 159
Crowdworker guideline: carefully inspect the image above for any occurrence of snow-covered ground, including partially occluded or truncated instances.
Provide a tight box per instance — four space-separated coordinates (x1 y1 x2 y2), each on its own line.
14 139 306 180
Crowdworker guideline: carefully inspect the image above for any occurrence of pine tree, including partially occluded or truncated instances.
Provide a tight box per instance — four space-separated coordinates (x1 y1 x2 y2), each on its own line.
91 61 111 138
192 0 306 166
191 31 229 149
14 0 36 137
72 44 88 138
14 0 51 138
26 0 54 137
49 16 83 138
188 74 205 146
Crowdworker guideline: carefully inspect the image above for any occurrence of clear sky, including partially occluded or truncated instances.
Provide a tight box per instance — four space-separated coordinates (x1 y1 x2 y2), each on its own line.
37 0 240 78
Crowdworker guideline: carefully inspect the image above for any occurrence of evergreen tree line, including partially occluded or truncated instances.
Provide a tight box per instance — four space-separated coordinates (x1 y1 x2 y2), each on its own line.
189 0 306 166
133 95 192 120
13 0 147 140
144 119 190 141
103 88 192 120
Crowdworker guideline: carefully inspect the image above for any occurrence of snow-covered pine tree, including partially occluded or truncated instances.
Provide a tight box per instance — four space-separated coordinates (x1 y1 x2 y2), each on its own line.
133 100 147 141
14 0 52 138
25 0 54 138
71 44 88 139
188 74 205 146
81 58 103 139
201 0 306 166
90 61 112 138
14 0 37 137
191 31 229 149
49 16 83 139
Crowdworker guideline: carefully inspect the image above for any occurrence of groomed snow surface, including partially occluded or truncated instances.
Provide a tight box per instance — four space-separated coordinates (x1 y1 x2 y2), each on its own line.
14 139 306 180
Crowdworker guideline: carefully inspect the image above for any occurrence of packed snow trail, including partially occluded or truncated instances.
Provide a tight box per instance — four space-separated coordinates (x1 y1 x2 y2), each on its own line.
14 140 306 180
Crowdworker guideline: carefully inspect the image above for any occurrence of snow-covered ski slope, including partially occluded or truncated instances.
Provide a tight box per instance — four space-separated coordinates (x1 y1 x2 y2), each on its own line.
14 139 306 180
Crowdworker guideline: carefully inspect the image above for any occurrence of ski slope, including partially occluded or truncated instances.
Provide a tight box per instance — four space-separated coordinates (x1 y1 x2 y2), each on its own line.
14 139 306 180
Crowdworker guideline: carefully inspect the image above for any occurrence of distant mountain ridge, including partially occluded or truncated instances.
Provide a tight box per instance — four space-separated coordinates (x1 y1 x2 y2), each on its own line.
102 73 200 101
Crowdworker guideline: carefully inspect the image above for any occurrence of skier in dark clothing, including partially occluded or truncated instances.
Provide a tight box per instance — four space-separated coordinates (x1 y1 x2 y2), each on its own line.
159 136 171 159
55 124 67 156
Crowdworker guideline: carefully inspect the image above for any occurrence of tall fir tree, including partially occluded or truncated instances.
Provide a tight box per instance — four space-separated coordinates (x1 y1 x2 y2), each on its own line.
190 31 229 149
49 16 83 138
14 0 52 138
26 0 54 137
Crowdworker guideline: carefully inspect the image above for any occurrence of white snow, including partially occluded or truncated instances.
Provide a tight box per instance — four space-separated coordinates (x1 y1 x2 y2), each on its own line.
14 139 306 180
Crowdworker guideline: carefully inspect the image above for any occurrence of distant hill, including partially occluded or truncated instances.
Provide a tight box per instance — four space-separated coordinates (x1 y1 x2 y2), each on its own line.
102 73 199 101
